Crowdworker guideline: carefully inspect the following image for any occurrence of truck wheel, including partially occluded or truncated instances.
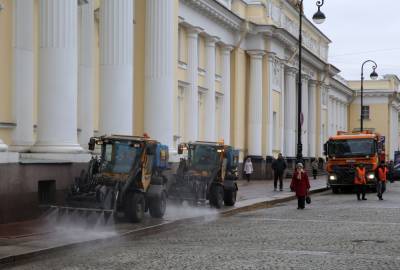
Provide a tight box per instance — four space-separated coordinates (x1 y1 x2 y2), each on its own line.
124 192 145 223
332 187 339 194
210 185 224 209
149 191 167 218
224 190 237 206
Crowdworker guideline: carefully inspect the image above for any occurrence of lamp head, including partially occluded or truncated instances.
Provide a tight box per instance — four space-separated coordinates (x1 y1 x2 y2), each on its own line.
312 9 326 24
370 69 378 80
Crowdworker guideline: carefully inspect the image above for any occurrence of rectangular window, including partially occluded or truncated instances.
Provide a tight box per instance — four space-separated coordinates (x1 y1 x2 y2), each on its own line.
178 26 182 62
362 105 370 120
273 111 279 150
198 92 205 139
215 96 222 140
177 86 184 137
38 180 56 205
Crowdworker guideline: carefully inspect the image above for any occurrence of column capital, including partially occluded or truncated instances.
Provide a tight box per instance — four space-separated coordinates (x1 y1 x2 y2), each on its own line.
301 74 311 81
247 50 265 59
205 35 220 47
267 51 277 62
221 44 234 54
308 79 319 88
285 66 297 77
187 26 203 38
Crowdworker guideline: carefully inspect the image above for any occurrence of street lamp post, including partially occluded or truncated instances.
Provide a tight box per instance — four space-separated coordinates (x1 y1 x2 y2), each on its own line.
296 0 326 164
360 60 378 132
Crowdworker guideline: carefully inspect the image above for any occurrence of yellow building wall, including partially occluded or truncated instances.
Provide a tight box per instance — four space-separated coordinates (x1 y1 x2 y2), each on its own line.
272 91 281 156
261 55 268 156
198 74 206 88
0 0 13 145
349 103 388 136
133 0 146 136
178 25 188 63
215 80 221 93
348 80 390 91
198 35 205 70
231 0 247 18
232 48 247 156
246 4 267 25
177 67 187 82
215 45 221 76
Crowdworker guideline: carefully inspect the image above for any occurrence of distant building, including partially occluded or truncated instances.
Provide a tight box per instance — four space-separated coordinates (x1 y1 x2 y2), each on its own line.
348 75 400 160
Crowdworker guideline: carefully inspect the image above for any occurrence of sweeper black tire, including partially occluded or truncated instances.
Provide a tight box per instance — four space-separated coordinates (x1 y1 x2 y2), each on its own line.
124 192 145 223
209 185 224 209
223 190 237 206
149 191 167 218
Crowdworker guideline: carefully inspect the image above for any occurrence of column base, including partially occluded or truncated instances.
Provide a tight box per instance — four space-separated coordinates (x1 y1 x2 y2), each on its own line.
0 140 8 152
9 144 34 153
0 152 19 163
30 143 83 153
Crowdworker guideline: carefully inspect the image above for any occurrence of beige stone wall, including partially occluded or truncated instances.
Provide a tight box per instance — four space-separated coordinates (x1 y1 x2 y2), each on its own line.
231 48 247 158
0 0 13 144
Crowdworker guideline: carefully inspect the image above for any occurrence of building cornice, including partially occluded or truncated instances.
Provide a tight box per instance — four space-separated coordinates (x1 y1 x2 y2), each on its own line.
181 0 243 31
330 77 353 97
255 24 332 73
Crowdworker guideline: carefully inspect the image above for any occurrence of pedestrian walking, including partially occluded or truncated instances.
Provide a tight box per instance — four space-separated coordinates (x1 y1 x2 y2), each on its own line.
290 163 310 210
376 161 388 200
354 164 367 201
243 157 253 182
272 153 287 191
311 159 319 180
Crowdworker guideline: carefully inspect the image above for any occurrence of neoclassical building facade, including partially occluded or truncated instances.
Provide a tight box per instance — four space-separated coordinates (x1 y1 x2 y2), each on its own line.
0 0 353 163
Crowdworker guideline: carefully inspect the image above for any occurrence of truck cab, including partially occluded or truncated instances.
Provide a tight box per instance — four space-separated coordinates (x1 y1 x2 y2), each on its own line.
324 131 385 193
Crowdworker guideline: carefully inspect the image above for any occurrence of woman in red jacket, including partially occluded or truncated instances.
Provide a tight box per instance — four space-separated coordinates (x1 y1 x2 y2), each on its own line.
290 163 311 209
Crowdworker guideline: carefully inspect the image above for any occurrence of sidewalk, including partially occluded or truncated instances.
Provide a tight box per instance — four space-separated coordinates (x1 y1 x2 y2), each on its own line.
0 176 327 264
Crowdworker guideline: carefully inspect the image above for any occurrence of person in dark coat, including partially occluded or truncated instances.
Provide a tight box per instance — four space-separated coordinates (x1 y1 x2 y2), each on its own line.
290 163 310 209
272 153 287 191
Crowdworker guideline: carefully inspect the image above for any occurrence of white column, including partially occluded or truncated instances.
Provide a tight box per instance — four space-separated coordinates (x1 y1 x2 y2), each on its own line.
267 53 276 156
247 51 265 156
280 62 285 155
144 0 175 147
332 99 337 134
78 0 94 149
328 96 333 136
10 0 34 152
301 76 309 157
100 0 133 135
308 80 317 158
204 36 219 141
32 0 82 153
284 67 297 157
221 45 233 145
185 27 202 142
344 103 348 131
0 139 7 152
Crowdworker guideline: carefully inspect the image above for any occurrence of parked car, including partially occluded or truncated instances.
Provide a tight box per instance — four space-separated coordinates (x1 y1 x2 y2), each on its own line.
391 163 400 181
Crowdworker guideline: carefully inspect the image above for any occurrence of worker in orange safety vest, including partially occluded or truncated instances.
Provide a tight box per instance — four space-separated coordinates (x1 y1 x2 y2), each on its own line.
375 161 388 200
354 164 367 201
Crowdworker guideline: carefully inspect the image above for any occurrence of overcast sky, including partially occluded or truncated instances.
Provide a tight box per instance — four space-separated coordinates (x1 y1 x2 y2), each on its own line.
303 0 400 80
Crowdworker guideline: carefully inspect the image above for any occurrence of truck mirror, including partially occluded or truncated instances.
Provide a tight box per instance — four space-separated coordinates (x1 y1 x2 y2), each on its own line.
88 138 95 151
323 143 328 156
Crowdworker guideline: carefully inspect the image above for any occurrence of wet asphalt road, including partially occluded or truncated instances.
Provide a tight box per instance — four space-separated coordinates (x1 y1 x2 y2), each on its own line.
6 182 400 270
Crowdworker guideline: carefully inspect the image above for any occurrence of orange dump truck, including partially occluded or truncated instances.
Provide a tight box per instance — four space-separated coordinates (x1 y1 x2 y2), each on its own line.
324 131 386 193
